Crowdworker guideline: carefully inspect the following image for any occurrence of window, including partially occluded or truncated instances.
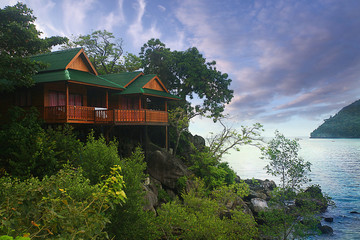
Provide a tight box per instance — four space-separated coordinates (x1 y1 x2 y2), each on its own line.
48 91 82 106
49 91 65 106
69 93 82 106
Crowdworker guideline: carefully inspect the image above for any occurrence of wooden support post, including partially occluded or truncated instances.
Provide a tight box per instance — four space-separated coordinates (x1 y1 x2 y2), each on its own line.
105 90 108 109
165 125 168 150
66 82 69 122
165 100 167 111
139 95 142 109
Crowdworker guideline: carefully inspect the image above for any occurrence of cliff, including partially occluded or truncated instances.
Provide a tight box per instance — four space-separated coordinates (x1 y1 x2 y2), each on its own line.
311 99 360 138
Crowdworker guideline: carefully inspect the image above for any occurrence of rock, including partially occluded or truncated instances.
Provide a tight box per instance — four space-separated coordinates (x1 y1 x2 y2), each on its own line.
324 217 334 222
295 185 328 213
245 190 269 201
242 179 276 201
244 179 276 192
146 148 190 190
250 198 268 213
350 211 360 214
143 184 158 212
319 225 333 234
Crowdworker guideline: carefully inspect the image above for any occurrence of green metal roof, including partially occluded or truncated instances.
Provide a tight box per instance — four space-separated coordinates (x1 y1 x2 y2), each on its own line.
141 88 181 100
101 71 143 86
120 74 157 94
117 74 180 99
31 48 82 72
33 69 124 89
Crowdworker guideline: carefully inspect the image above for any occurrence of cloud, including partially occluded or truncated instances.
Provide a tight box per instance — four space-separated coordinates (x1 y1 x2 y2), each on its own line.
158 5 166 12
218 1 360 123
127 0 161 49
62 0 96 35
97 0 126 31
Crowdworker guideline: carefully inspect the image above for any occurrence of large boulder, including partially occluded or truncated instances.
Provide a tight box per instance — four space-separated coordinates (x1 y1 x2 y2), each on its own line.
295 185 328 213
146 148 190 190
250 198 268 213
243 179 276 201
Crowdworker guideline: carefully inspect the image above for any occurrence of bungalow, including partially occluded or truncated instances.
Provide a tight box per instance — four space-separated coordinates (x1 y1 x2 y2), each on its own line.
0 48 180 148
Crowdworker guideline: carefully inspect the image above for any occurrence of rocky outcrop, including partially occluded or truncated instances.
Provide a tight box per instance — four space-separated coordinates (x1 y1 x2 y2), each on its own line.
250 198 268 213
146 146 190 190
295 185 328 213
242 179 276 209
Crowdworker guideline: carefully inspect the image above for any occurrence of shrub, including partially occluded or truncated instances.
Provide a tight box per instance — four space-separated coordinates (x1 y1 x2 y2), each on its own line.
156 179 258 240
0 107 58 179
0 166 126 239
106 147 159 240
77 132 121 184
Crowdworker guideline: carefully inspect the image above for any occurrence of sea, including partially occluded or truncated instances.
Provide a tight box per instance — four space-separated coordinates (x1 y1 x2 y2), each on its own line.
225 138 360 239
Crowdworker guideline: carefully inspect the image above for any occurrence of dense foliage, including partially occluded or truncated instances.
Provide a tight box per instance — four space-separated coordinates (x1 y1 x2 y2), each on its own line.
311 99 360 138
140 38 234 119
65 30 141 74
156 179 258 240
0 3 67 91
0 166 125 239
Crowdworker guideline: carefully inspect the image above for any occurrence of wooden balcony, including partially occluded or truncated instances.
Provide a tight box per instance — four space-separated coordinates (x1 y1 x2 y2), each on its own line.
44 106 168 125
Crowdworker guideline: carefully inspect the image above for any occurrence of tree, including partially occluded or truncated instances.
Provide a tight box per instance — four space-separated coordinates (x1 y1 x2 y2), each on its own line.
0 3 67 91
207 120 263 160
65 30 141 74
262 131 311 191
140 38 234 119
259 131 318 239
168 107 190 156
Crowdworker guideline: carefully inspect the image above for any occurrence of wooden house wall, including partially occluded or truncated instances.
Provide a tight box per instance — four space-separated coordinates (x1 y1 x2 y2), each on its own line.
108 94 120 109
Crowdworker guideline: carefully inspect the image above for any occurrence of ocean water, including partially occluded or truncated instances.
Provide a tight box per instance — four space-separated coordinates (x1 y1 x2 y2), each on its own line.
225 138 360 239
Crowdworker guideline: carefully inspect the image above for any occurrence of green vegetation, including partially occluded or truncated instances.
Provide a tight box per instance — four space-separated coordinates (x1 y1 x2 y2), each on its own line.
65 30 142 74
259 131 331 239
140 38 234 119
155 179 258 240
0 3 67 91
311 99 360 138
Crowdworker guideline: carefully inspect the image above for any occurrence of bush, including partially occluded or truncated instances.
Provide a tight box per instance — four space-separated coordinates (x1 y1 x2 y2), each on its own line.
156 179 258 240
0 166 126 239
77 132 121 184
107 147 159 240
189 147 236 191
0 107 58 179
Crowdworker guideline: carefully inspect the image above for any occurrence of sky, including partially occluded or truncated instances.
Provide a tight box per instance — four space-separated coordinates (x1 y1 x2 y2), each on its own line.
2 0 360 138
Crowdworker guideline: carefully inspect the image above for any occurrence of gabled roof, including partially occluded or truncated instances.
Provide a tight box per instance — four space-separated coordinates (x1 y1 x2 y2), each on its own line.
33 69 124 89
117 74 180 100
31 48 97 75
101 71 143 87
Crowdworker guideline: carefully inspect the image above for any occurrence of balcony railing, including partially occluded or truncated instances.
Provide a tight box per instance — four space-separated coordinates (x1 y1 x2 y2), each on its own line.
44 106 168 124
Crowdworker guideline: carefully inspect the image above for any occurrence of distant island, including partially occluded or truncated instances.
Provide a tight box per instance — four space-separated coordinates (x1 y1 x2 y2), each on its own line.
311 100 360 138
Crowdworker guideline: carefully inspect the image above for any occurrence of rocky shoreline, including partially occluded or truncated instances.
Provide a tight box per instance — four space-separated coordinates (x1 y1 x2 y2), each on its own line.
143 145 334 237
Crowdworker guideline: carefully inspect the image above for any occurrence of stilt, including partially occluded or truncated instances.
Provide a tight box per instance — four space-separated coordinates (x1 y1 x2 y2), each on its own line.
165 125 168 150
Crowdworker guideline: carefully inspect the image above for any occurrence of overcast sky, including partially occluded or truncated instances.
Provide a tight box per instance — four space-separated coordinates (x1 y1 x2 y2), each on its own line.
2 0 360 137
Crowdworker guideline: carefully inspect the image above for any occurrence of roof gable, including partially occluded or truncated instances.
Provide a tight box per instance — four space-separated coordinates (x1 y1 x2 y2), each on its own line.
118 74 179 100
143 77 167 92
31 48 97 75
66 49 97 75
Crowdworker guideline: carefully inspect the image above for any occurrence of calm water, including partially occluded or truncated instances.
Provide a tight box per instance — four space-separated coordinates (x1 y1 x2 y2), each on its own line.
226 138 360 239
